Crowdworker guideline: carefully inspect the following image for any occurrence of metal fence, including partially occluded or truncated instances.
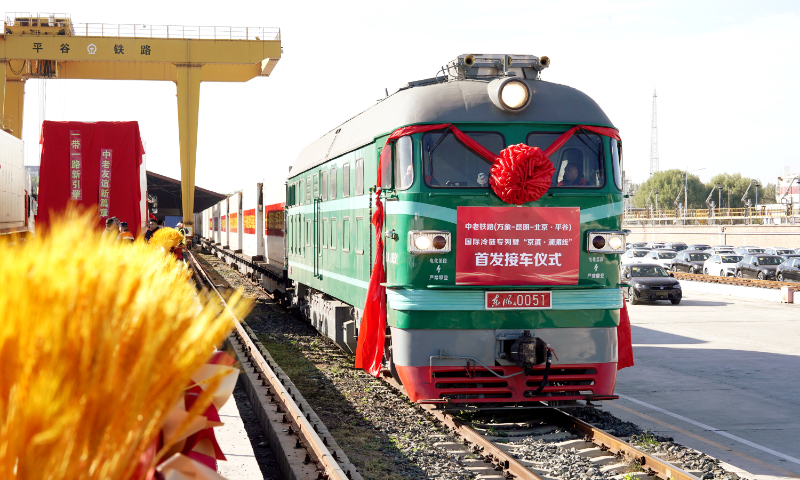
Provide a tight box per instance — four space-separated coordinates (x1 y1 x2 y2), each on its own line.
624 205 799 226
5 13 280 40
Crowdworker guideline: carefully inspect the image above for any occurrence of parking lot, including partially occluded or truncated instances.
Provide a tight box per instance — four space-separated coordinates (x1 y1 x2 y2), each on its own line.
610 292 800 480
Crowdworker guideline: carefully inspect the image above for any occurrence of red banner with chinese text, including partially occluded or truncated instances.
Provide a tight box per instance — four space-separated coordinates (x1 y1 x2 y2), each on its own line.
38 121 145 237
98 149 112 218
221 215 227 232
229 212 238 233
68 131 82 201
456 207 580 285
243 209 256 235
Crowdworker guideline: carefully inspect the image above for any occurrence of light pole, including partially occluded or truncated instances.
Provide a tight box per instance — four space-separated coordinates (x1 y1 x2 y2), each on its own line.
683 168 705 224
716 183 722 218
754 181 760 208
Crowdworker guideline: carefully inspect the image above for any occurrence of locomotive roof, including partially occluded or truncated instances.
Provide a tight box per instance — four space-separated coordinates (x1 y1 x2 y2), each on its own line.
290 78 614 176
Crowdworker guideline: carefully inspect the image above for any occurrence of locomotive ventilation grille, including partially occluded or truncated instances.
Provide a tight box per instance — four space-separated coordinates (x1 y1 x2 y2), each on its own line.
432 367 596 400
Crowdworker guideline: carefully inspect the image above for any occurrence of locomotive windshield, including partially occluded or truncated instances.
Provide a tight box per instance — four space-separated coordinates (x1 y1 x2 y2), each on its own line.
527 132 604 188
422 132 504 188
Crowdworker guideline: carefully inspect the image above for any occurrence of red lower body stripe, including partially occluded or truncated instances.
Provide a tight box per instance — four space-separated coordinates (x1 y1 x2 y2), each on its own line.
396 362 617 403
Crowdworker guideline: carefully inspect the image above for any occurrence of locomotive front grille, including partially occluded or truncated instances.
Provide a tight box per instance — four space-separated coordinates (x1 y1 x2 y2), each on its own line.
430 366 601 401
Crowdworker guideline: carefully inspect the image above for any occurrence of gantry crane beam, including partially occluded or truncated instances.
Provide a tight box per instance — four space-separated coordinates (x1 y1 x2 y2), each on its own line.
0 14 280 227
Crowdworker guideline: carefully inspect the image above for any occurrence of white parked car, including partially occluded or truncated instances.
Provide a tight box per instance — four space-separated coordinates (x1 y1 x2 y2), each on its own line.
621 248 652 265
642 249 678 269
706 246 736 254
703 254 744 276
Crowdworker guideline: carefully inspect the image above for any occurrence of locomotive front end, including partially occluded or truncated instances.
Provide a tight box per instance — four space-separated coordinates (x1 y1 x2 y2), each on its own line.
381 54 628 404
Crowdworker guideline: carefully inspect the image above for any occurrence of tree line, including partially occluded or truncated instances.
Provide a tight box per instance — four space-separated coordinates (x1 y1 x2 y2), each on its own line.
629 170 777 210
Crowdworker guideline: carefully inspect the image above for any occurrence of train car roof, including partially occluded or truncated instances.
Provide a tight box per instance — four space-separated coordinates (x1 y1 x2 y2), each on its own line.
291 78 614 176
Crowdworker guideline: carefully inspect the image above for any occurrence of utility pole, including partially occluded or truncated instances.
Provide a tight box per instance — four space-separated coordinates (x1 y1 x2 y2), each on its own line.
650 89 659 177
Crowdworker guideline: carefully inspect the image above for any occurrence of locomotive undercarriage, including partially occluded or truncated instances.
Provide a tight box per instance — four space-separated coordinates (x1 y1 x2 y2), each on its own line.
284 277 618 406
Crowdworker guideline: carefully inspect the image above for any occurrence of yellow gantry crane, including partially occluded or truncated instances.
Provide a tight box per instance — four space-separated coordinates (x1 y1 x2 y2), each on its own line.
0 13 281 228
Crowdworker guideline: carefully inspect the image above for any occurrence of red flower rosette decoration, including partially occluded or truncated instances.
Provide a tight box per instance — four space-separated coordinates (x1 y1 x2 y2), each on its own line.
489 144 556 205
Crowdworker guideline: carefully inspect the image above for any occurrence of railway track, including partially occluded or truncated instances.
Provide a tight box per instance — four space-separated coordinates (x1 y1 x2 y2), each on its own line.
671 271 796 289
381 374 701 480
191 248 729 480
188 251 361 480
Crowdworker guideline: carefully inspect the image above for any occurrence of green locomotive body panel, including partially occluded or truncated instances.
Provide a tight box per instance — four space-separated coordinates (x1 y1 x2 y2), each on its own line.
286 123 624 330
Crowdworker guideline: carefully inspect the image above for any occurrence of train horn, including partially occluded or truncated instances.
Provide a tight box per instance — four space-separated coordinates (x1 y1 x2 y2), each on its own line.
538 56 551 69
463 55 475 67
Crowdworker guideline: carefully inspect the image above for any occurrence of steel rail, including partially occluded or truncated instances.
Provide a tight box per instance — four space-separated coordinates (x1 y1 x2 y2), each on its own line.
542 409 700 480
382 373 700 480
672 271 796 289
382 374 543 480
187 252 349 480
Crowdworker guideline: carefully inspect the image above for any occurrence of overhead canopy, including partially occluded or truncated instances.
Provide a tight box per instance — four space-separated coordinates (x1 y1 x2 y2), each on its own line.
146 170 226 220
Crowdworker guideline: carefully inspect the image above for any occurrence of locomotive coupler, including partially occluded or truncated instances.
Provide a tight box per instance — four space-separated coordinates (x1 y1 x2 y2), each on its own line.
510 330 548 374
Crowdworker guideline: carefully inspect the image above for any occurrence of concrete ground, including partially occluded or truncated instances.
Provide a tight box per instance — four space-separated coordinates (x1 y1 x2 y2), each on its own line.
610 291 800 480
216 393 262 479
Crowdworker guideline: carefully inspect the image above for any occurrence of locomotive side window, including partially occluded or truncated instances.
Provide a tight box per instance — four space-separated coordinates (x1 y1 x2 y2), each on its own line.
306 176 312 203
330 217 337 250
330 167 337 200
394 136 414 190
306 219 311 247
611 139 623 191
355 158 364 195
342 216 350 252
322 218 327 249
355 216 364 255
342 163 350 198
322 170 328 200
313 174 319 199
527 132 605 188
422 132 503 188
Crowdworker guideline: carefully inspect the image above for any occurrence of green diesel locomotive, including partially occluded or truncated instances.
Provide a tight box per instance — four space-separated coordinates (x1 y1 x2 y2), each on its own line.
282 53 627 405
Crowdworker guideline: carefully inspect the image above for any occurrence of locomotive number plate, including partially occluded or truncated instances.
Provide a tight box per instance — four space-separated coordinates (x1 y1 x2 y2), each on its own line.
485 291 552 310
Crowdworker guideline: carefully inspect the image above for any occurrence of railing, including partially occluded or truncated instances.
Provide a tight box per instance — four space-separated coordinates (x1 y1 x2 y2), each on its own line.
5 13 280 40
624 205 799 226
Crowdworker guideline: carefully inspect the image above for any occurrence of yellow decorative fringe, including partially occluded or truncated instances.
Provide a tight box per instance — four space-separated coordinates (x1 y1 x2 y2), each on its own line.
150 227 185 250
0 211 251 480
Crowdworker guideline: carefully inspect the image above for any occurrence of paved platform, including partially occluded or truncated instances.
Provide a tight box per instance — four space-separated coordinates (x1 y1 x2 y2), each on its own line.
216 393 262 479
611 291 800 480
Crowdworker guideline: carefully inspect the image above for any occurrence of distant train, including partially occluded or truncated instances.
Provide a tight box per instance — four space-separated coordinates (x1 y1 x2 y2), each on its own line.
1 129 36 244
197 53 627 406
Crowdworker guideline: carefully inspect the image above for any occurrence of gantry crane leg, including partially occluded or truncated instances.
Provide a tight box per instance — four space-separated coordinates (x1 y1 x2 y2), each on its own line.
1 62 26 138
175 64 201 228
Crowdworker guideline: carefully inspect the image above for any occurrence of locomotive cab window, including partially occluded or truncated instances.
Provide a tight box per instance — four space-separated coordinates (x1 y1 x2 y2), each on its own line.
422 131 504 188
611 139 622 191
527 132 604 188
394 136 414 190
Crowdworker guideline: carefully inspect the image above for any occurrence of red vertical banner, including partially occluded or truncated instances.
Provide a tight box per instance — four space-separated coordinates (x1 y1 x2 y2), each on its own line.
98 149 112 218
455 207 580 285
69 131 82 201
229 212 238 233
243 209 256 235
221 215 227 232
264 203 285 237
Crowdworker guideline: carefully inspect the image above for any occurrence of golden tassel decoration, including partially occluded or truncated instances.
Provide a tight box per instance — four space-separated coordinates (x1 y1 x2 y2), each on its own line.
0 210 251 480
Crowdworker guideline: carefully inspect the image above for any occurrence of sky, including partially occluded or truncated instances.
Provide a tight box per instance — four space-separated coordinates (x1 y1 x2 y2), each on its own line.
14 0 800 195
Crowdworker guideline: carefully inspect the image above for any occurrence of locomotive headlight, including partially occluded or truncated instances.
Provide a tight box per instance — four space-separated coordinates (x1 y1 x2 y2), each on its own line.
586 231 627 254
414 236 432 250
500 81 529 110
488 78 532 112
409 230 451 254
